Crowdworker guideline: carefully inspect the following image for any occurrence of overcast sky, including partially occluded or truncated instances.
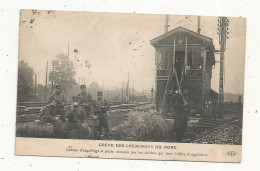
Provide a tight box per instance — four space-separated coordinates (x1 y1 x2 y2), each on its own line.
19 10 246 94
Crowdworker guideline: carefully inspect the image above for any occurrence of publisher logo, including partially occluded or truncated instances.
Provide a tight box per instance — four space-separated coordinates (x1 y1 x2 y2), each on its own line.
227 151 237 157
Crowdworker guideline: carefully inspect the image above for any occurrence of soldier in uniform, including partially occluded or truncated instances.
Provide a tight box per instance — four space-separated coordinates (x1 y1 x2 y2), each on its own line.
40 104 63 138
95 91 110 139
39 84 65 137
173 92 189 142
60 96 93 139
48 85 66 122
78 85 94 118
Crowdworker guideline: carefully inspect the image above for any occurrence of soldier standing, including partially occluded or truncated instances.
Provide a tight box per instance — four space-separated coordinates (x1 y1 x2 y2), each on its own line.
78 85 94 117
95 91 110 139
48 85 66 122
60 96 93 139
173 93 189 142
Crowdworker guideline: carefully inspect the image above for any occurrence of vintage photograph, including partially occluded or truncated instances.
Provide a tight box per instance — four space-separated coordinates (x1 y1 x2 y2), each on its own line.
15 10 246 161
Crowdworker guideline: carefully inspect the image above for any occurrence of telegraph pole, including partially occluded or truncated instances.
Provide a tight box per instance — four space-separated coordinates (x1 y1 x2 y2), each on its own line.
127 72 129 101
102 79 104 91
197 16 201 34
51 61 54 94
68 42 70 58
34 73 37 102
44 61 48 103
133 79 135 97
151 86 154 103
122 81 124 101
217 17 229 115
164 15 170 33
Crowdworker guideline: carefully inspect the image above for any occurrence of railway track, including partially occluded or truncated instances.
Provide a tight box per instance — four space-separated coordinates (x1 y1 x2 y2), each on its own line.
16 101 152 123
16 101 242 144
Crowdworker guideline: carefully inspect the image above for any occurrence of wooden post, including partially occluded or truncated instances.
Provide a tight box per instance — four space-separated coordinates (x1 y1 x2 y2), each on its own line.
68 42 70 58
169 49 171 69
203 46 207 78
197 16 201 34
202 45 207 113
184 36 188 75
122 81 124 101
44 61 48 103
151 86 154 103
51 61 54 95
164 15 170 33
173 36 176 90
155 49 158 109
173 37 176 71
133 79 135 98
34 73 37 102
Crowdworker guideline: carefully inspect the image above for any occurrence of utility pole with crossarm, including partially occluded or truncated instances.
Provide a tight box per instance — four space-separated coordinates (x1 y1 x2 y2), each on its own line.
217 17 230 115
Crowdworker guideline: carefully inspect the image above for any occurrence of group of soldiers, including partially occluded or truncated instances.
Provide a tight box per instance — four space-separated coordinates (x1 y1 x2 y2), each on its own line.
39 84 110 139
39 84 189 142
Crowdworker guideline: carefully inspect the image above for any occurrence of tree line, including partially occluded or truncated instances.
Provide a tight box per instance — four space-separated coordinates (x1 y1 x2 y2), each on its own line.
17 53 77 102
17 53 149 103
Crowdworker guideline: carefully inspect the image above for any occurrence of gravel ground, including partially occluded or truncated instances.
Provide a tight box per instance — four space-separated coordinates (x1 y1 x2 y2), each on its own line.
184 119 242 145
107 107 242 145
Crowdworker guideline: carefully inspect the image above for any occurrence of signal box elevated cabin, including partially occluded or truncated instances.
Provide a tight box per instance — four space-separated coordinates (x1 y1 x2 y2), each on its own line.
150 27 217 116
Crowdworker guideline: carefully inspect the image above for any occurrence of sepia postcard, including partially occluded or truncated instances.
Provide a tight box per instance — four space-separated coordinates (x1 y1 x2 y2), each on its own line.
15 9 246 162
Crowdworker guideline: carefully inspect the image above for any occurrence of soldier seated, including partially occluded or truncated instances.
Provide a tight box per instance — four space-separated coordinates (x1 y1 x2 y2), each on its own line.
48 85 66 122
60 96 93 139
39 104 63 138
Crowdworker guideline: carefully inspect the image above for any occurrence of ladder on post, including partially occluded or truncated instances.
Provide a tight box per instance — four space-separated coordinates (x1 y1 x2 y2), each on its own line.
161 66 188 115
174 67 188 106
161 66 173 115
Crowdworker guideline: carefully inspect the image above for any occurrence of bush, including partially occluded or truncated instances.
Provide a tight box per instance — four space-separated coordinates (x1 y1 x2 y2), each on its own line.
111 110 170 141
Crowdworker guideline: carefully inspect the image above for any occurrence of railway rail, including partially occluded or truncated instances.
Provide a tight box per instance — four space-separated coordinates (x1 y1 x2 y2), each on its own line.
16 101 152 123
16 101 242 144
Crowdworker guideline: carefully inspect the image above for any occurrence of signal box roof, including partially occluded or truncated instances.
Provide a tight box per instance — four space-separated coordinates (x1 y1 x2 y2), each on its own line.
150 26 215 50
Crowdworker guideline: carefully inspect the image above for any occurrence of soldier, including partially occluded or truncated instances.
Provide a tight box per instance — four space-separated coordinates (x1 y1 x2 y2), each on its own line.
40 104 63 138
173 93 189 142
60 96 93 139
78 85 94 117
95 91 110 139
48 85 66 122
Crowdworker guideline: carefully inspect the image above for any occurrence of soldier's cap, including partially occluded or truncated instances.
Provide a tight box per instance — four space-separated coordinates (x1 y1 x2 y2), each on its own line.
72 96 80 102
55 85 61 90
80 85 86 89
97 91 103 96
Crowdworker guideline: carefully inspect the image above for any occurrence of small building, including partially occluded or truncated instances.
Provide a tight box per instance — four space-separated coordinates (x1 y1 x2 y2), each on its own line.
150 26 217 116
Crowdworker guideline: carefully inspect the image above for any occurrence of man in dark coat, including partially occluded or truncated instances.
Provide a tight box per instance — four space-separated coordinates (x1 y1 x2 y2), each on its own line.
40 104 63 137
173 93 189 142
60 96 93 139
78 85 94 117
48 85 66 122
94 91 110 139
39 84 65 137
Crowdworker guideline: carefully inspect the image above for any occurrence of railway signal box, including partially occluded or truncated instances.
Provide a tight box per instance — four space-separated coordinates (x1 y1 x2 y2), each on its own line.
150 27 218 117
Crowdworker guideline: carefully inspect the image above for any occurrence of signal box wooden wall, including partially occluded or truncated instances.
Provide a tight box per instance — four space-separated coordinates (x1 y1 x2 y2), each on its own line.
150 27 217 115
